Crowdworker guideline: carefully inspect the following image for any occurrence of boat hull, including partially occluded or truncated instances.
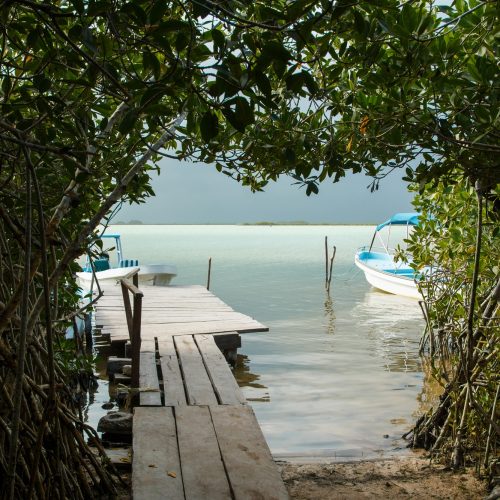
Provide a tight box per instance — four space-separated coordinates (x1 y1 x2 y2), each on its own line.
355 254 422 300
76 265 177 288
136 264 177 286
76 266 141 289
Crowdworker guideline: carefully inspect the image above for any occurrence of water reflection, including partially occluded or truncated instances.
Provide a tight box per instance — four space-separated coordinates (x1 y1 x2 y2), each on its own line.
355 289 423 325
80 347 117 433
234 354 270 402
353 290 423 373
323 293 336 335
414 358 444 417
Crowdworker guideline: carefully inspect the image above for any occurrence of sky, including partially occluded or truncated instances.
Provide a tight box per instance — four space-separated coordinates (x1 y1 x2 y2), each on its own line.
116 158 415 224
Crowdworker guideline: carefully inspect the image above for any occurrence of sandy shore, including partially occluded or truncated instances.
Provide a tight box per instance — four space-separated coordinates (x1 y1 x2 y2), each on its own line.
279 455 487 499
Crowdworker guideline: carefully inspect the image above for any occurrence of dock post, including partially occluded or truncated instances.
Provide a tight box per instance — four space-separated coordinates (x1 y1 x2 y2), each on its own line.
120 275 143 403
131 292 142 391
325 236 329 287
207 257 212 290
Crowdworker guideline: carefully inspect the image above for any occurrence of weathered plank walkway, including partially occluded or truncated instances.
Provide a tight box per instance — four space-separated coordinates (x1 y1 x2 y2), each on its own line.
94 280 288 500
94 284 267 347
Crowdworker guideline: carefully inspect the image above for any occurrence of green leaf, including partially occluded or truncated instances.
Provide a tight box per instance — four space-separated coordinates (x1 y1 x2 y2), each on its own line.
68 24 83 42
27 29 39 49
192 0 210 18
286 73 304 93
149 0 167 23
121 2 147 24
75 171 90 182
301 70 318 94
156 20 191 34
222 107 245 132
33 74 52 92
273 59 287 78
353 10 367 35
118 109 139 135
254 70 272 98
70 0 84 13
305 182 319 196
286 0 316 21
262 40 292 62
140 85 163 107
283 147 296 164
2 75 11 96
175 33 189 53
200 111 219 142
211 29 225 52
449 227 461 242
235 97 254 126
142 51 161 79
99 117 108 131
87 0 109 16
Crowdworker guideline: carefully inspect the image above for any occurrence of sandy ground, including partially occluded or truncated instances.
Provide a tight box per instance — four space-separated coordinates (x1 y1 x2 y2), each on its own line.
279 455 488 499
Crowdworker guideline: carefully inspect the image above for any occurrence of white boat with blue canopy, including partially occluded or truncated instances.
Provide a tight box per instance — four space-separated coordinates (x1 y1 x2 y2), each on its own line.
355 213 422 300
77 233 177 288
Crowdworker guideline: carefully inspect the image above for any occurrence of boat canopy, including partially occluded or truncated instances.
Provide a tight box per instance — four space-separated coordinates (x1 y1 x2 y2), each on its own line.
376 213 420 232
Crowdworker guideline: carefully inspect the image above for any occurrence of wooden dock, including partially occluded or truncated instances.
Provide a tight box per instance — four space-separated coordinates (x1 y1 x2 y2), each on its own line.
94 278 288 500
94 283 267 347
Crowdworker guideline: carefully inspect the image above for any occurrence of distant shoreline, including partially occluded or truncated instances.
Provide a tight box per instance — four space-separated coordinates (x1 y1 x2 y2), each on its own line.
112 221 374 226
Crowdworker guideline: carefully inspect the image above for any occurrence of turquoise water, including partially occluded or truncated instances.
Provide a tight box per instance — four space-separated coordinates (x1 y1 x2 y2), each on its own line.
103 224 425 459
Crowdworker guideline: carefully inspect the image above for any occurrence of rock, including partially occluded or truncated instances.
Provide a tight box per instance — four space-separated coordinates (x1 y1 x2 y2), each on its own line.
106 357 132 375
97 411 132 434
122 364 132 376
113 373 131 385
116 389 129 407
102 402 114 410
485 485 500 500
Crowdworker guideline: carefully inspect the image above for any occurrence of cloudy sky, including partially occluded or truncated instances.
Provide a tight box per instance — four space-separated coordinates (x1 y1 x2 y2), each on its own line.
117 158 414 224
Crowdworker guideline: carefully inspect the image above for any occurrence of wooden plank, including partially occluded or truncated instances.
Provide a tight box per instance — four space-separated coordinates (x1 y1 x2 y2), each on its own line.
103 447 131 470
154 321 267 336
97 306 239 312
97 296 228 302
109 333 133 342
102 298 225 304
195 335 246 405
158 338 186 407
96 313 251 323
211 405 289 500
103 321 267 340
96 304 235 311
98 305 234 311
95 306 237 313
139 351 161 406
140 340 156 352
132 407 184 500
174 336 217 406
175 406 232 499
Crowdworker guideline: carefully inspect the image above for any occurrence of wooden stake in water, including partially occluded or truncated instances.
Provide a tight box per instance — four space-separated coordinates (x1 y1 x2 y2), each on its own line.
327 245 336 293
325 236 329 287
207 257 212 290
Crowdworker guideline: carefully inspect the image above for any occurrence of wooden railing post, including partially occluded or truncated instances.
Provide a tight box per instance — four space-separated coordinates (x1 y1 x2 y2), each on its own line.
121 281 133 340
131 292 142 390
120 275 143 402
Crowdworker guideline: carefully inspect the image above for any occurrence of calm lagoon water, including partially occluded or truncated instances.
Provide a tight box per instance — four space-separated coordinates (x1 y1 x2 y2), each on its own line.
98 224 426 459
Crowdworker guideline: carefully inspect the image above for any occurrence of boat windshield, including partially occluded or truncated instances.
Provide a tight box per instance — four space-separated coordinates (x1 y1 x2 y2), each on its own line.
99 234 123 265
369 213 421 253
82 233 123 271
